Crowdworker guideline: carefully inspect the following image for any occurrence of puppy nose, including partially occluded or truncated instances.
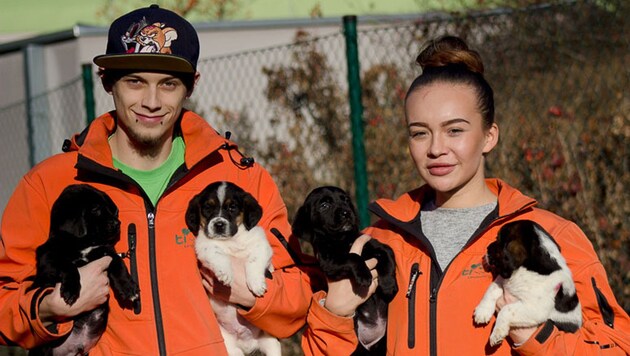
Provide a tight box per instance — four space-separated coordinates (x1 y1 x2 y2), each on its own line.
213 221 225 232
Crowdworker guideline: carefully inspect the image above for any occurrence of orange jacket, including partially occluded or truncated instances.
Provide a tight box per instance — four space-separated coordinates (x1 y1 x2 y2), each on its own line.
0 111 312 355
303 179 630 355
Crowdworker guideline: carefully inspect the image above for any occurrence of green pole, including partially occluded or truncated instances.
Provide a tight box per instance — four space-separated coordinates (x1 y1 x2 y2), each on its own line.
343 15 370 228
82 63 96 124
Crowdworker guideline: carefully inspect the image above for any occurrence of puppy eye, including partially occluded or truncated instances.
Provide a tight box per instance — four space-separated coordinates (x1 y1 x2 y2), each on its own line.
227 203 239 213
202 201 216 214
203 201 215 209
91 207 102 216
318 202 331 210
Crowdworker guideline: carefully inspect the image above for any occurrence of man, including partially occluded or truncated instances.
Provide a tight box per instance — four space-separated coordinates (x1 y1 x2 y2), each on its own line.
0 5 320 354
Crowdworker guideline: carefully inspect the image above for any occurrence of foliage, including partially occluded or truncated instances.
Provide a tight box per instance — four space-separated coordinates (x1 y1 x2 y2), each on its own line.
96 0 246 21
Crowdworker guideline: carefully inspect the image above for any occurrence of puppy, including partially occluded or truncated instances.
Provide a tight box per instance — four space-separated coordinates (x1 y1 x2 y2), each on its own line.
186 181 281 356
30 184 139 356
292 186 398 355
474 219 582 346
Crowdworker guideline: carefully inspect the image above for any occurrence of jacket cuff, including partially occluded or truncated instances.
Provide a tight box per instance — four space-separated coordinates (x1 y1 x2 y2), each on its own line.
30 287 74 341
513 320 557 355
308 291 356 333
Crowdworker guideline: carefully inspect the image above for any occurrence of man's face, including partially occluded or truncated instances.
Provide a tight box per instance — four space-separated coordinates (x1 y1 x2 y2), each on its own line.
110 72 189 150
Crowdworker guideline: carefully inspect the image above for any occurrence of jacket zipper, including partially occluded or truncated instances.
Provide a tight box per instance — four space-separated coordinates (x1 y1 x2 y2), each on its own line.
429 285 438 356
127 223 141 314
147 211 167 356
406 263 421 349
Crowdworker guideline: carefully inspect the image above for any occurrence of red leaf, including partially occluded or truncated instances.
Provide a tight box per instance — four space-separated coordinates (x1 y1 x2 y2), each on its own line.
548 106 563 117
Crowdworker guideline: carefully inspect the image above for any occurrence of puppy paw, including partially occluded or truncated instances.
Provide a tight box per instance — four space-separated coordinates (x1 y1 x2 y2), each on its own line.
474 303 494 325
117 280 140 304
247 276 268 297
213 269 233 286
489 327 507 347
350 255 373 290
60 282 80 306
378 275 398 301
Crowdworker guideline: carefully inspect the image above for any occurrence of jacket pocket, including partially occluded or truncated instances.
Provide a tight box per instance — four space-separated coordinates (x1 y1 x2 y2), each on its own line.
117 223 141 317
591 277 614 327
405 263 421 349
126 223 141 315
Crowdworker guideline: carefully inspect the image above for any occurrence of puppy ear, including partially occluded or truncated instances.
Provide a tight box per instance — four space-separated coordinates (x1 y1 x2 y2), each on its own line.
292 204 313 243
503 239 527 275
59 214 88 238
185 194 201 235
243 193 263 229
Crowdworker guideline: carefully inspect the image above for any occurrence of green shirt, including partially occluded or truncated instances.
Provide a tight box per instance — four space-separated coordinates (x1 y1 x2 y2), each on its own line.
113 136 185 206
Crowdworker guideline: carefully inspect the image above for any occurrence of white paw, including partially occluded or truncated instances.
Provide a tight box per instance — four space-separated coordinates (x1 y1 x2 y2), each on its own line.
214 268 233 286
247 276 267 297
474 303 494 324
489 325 509 346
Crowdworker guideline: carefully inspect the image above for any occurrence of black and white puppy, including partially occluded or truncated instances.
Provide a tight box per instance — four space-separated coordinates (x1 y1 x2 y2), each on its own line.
292 186 398 355
30 184 139 356
186 181 281 356
474 219 582 346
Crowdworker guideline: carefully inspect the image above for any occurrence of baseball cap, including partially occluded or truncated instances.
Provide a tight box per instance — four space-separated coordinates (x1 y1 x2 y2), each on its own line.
93 4 199 74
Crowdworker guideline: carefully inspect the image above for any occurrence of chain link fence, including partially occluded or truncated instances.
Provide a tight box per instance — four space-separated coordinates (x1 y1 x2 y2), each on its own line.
0 1 628 354
0 77 86 219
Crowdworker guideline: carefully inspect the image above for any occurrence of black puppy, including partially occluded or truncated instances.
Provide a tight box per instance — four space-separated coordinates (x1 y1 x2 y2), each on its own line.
293 186 397 355
30 184 139 356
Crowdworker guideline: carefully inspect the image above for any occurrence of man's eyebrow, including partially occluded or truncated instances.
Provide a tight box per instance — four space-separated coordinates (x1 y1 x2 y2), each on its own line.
122 74 144 80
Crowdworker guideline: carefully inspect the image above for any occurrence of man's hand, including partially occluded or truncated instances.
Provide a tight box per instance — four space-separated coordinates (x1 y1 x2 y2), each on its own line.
324 235 379 317
200 259 257 309
39 256 112 326
496 289 539 345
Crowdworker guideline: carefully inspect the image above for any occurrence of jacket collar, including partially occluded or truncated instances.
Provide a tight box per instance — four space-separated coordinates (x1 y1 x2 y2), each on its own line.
369 178 537 225
65 110 226 170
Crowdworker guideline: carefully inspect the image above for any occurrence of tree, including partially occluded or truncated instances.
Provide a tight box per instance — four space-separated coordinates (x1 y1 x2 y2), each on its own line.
97 0 247 22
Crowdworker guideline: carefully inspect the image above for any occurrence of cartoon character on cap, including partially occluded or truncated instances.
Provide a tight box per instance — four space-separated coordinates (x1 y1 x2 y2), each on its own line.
122 16 178 54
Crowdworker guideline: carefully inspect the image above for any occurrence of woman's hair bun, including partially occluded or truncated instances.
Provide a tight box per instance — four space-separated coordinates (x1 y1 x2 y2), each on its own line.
416 35 484 74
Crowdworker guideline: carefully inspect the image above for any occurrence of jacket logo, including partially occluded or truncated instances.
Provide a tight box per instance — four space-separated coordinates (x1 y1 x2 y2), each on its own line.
122 17 178 54
175 228 195 248
461 263 486 278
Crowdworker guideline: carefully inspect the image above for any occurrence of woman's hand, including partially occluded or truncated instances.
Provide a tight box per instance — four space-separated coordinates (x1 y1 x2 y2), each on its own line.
323 234 379 317
39 256 112 326
496 289 539 345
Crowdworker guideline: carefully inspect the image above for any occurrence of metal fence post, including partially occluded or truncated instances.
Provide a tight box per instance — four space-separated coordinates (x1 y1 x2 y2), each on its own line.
82 64 96 124
343 15 370 228
24 44 50 167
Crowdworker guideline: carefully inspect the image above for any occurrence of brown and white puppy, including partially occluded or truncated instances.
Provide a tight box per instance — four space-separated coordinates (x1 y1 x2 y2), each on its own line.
30 184 139 356
292 186 398 355
186 181 280 356
474 220 582 346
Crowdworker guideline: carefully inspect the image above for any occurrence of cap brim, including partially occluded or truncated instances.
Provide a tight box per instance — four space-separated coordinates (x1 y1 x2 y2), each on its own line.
93 53 195 73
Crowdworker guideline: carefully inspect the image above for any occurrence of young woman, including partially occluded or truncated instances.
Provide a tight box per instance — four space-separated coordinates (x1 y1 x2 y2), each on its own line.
302 36 630 355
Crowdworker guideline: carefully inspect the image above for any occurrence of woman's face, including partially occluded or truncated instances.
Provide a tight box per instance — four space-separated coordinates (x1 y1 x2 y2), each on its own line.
405 82 498 203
